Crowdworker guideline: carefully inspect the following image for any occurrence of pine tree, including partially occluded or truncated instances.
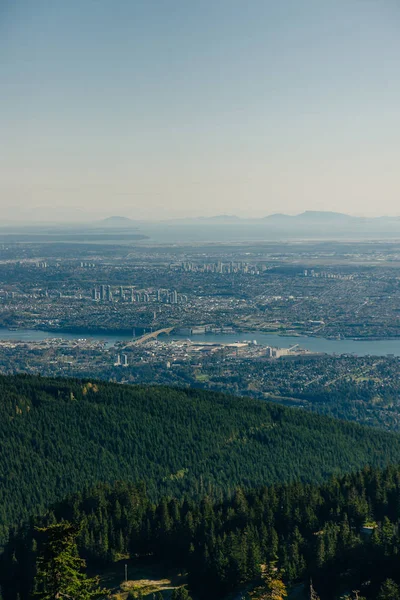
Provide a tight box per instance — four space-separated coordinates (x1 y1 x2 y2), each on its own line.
33 522 106 600
378 579 400 600
171 587 193 600
269 528 279 562
316 535 325 569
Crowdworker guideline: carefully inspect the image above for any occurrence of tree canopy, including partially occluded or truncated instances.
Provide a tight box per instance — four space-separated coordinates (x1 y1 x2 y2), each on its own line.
33 523 104 600
2 373 400 542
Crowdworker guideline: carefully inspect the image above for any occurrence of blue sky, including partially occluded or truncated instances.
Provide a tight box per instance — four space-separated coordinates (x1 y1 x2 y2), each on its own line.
1 0 400 221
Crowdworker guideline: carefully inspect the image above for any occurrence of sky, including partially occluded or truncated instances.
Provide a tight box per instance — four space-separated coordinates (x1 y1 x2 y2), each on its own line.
1 0 400 222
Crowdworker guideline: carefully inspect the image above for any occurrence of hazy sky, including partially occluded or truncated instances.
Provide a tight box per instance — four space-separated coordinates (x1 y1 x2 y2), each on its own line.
1 0 400 221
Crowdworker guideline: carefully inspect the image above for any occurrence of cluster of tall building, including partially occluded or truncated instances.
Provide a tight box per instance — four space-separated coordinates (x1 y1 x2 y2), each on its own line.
179 261 263 274
92 285 114 301
114 353 128 367
303 269 353 280
0 291 16 299
91 286 186 304
156 288 187 304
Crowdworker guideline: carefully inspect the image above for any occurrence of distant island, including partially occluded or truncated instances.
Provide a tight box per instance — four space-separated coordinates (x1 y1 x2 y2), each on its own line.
99 215 138 227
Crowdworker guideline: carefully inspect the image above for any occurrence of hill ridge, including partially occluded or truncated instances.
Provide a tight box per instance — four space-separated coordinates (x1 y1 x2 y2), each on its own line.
1 374 400 537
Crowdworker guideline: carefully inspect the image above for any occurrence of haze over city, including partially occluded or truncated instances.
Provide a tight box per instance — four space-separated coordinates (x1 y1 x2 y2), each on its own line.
1 0 400 222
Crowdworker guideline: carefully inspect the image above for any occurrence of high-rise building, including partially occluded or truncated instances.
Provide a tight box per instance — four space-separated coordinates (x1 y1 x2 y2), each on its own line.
100 285 106 300
106 285 112 302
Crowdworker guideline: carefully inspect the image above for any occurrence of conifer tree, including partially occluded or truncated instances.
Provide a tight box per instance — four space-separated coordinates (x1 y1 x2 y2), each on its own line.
33 522 105 600
378 579 400 600
171 587 193 600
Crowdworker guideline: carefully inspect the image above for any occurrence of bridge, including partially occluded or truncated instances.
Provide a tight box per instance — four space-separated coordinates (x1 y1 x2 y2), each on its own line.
128 327 175 346
288 344 299 351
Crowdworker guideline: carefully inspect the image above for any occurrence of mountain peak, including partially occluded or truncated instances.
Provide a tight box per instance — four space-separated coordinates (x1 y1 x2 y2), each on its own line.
297 210 355 220
263 210 356 222
99 216 136 227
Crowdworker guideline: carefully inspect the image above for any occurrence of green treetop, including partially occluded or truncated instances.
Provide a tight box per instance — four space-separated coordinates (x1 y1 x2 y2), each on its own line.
33 522 106 600
171 587 193 600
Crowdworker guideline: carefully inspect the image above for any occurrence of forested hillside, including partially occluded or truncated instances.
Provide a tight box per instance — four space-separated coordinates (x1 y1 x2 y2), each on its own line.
2 374 400 541
4 466 400 599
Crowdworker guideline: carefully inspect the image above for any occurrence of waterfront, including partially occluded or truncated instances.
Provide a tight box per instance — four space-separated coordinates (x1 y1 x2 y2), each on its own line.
2 327 400 357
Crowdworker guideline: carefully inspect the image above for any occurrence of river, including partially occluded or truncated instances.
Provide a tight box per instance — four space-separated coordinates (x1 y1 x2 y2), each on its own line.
1 328 400 357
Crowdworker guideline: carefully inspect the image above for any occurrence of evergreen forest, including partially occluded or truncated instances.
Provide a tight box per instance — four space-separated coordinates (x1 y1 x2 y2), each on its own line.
3 374 400 538
3 466 400 599
2 375 400 598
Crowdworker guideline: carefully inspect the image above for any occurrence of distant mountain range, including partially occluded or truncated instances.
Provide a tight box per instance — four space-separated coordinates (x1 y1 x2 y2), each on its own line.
3 211 400 230
143 211 400 224
160 211 400 229
92 212 400 242
259 211 400 232
263 210 358 222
